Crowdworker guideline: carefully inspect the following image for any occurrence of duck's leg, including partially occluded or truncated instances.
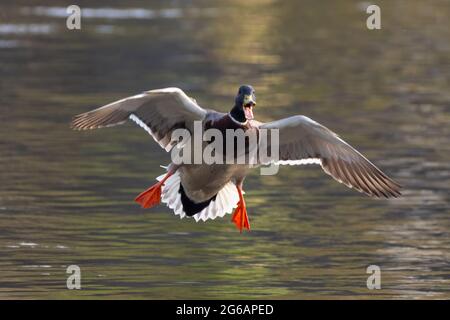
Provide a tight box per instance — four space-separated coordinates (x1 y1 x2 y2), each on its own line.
135 166 177 209
231 184 250 232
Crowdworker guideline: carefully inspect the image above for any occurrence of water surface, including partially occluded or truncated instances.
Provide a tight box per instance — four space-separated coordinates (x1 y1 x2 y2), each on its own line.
0 0 449 299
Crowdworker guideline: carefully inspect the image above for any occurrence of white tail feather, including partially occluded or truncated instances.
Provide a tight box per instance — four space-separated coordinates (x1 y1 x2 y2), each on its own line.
156 171 240 222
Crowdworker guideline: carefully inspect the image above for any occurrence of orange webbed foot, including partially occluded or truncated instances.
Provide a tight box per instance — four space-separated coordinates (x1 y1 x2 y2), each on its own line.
135 183 162 208
135 170 174 209
231 187 250 232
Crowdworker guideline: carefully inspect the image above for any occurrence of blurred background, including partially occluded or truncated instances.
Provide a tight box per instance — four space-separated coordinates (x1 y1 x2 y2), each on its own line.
0 0 449 299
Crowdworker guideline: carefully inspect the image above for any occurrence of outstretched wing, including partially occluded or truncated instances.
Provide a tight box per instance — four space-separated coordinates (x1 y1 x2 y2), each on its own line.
71 88 207 151
259 115 401 198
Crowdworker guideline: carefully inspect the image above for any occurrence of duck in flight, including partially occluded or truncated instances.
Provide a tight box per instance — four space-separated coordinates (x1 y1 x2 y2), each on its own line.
71 85 401 232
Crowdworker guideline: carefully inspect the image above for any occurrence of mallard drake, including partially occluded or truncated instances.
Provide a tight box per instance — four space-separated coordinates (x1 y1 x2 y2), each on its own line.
71 85 401 232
